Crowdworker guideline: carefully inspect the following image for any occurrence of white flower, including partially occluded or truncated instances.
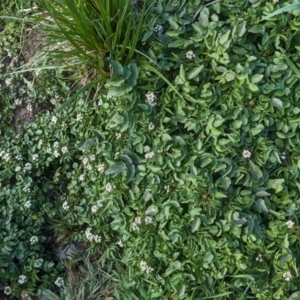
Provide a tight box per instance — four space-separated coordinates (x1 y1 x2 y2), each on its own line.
135 217 142 224
148 122 155 131
145 216 153 225
24 201 31 208
117 239 123 247
55 277 64 287
79 174 84 182
154 24 163 33
283 271 292 281
61 146 68 154
30 236 39 245
51 116 57 124
53 150 60 158
186 50 196 59
18 275 27 284
46 148 52 154
91 205 98 213
38 139 43 147
27 104 33 111
106 183 113 192
116 133 122 140
98 99 103 106
286 220 295 228
164 185 170 193
24 163 32 170
97 164 105 172
145 91 157 107
140 261 147 271
94 235 102 243
90 154 95 161
4 286 12 295
132 222 140 231
85 227 94 241
242 149 251 159
53 141 59 148
62 201 69 211
106 94 112 100
15 166 21 172
146 266 154 273
23 186 30 193
15 99 22 106
33 258 43 268
76 113 83 121
97 201 104 208
32 154 39 161
3 153 10 161
255 254 263 262
145 151 155 159
82 157 89 165
16 154 22 160
86 164 92 170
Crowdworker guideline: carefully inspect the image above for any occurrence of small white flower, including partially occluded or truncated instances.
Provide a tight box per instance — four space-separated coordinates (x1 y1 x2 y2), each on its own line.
90 154 95 161
140 261 147 271
98 99 103 106
86 232 94 241
30 236 39 245
26 104 33 111
32 154 39 161
106 183 113 192
53 150 60 158
16 154 22 160
186 50 196 60
18 275 27 284
255 254 263 262
132 222 140 231
154 24 163 33
116 133 122 140
148 122 155 131
3 153 10 161
55 277 64 287
62 201 69 211
24 163 32 170
53 141 59 148
97 164 105 172
82 157 89 165
79 174 84 182
145 151 155 159
283 270 292 281
117 239 123 247
94 235 102 243
86 164 92 171
76 113 83 122
15 166 21 172
91 205 98 213
46 148 52 154
145 216 153 225
61 146 68 154
145 91 157 107
38 139 43 147
242 149 251 159
106 94 112 100
146 266 154 273
34 258 43 268
97 201 104 208
286 220 295 229
51 116 57 124
164 185 170 193
23 186 30 193
24 201 31 208
4 286 12 295
135 217 142 224
15 99 22 106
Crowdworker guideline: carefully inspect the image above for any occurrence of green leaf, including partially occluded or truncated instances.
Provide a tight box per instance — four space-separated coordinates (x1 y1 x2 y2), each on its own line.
261 3 300 20
251 74 264 83
90 129 105 141
126 164 135 183
219 30 231 45
247 219 254 236
145 205 158 216
79 138 98 151
251 124 264 136
288 291 300 300
248 25 264 33
256 199 268 212
249 160 263 179
108 85 132 97
255 191 270 197
168 17 179 30
267 179 285 193
187 65 204 80
143 189 152 202
105 162 126 175
237 22 246 38
108 59 123 75
128 63 139 86
191 217 200 233
271 98 283 110
124 149 141 164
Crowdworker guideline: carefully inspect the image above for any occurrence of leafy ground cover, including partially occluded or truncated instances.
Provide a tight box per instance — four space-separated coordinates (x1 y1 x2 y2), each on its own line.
2 0 300 299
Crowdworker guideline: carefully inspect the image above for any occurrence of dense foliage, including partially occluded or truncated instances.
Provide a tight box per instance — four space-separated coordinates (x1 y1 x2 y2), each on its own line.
2 0 300 299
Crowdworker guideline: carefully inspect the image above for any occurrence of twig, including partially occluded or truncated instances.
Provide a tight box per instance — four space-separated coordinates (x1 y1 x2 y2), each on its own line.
192 0 223 22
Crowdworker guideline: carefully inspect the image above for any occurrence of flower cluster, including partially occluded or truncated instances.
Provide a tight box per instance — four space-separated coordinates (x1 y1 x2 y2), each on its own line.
33 258 43 268
286 220 294 228
54 277 64 287
30 236 39 245
4 286 12 295
145 151 155 159
145 91 157 107
242 149 251 159
132 216 153 231
154 24 163 33
186 50 196 59
98 163 105 172
85 227 101 243
255 254 263 262
148 122 155 131
18 275 27 284
140 261 154 273
24 201 31 208
283 271 292 281
62 201 70 211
